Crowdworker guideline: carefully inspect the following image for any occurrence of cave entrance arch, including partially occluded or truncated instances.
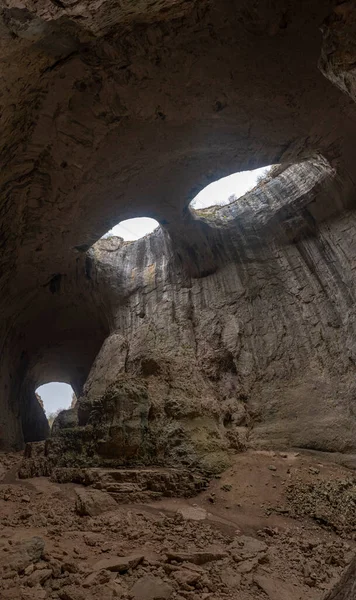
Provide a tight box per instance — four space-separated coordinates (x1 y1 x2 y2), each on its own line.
36 382 75 428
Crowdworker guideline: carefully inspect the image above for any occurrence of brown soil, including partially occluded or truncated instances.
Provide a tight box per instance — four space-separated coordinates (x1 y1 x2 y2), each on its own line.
1 449 355 599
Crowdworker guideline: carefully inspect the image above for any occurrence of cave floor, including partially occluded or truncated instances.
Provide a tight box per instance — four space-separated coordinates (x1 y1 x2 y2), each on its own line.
0 450 355 599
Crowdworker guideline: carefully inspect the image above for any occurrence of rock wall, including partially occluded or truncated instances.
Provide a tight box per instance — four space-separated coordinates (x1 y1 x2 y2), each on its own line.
21 387 50 444
41 157 356 474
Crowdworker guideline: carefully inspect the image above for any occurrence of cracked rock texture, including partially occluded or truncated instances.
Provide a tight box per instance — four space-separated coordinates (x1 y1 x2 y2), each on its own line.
1 0 356 480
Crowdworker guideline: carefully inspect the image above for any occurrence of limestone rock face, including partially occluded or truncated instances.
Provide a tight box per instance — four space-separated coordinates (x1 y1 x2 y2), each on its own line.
14 158 356 476
78 376 151 460
16 155 356 476
320 3 356 103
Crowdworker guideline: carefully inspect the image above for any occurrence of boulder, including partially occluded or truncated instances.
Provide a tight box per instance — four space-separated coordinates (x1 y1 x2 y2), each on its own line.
131 576 173 600
74 487 117 516
254 574 303 600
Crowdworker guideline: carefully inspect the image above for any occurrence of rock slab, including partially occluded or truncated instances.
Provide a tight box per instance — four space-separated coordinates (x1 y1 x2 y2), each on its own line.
74 487 117 516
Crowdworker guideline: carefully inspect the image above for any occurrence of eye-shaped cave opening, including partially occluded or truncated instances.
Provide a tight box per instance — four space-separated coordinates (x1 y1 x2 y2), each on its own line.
167 156 337 279
189 165 274 211
36 382 76 428
101 217 160 241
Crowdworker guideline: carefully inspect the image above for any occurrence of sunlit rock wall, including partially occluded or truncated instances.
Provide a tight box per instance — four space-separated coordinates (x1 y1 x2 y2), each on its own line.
44 158 356 474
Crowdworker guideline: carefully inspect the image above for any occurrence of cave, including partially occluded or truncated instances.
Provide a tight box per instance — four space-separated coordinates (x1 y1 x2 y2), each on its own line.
1 1 356 598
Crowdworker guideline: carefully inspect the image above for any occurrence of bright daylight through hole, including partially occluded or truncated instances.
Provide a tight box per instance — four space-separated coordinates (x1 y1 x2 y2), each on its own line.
36 382 75 426
103 217 159 241
190 166 272 210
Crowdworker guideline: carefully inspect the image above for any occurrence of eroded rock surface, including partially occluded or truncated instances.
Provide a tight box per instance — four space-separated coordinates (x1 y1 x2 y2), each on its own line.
14 155 356 477
2 450 356 600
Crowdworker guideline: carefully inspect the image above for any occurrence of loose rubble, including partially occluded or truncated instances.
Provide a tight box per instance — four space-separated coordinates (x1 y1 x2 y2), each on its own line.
1 450 356 599
285 477 356 535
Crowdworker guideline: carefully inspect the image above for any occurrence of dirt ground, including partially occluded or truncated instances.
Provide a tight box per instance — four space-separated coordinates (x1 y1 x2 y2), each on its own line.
1 449 356 599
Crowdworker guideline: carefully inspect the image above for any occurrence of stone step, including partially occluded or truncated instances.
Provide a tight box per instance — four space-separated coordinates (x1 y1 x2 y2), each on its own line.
108 490 162 504
18 446 209 502
85 467 208 501
94 482 143 493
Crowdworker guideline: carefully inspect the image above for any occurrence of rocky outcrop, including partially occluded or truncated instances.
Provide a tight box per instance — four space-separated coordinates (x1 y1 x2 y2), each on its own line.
320 2 356 103
50 159 356 468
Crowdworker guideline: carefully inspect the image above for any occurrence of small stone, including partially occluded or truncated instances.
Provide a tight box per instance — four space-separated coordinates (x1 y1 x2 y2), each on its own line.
221 484 232 491
26 568 52 587
24 564 35 576
220 569 241 589
58 586 86 600
231 535 267 560
236 558 258 573
83 569 111 588
173 569 201 587
21 495 31 503
83 533 101 547
62 561 78 574
309 467 320 475
268 465 277 471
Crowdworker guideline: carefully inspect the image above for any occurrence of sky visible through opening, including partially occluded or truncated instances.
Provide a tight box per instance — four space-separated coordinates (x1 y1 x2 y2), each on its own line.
39 167 271 415
105 217 159 241
105 166 271 240
190 166 271 210
36 382 73 418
